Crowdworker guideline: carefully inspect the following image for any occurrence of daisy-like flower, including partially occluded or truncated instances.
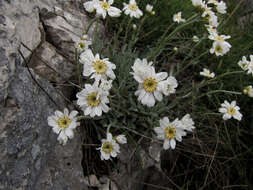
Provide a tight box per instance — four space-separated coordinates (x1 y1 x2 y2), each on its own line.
205 24 217 35
98 133 120 160
243 85 253 97
208 13 219 27
47 108 80 145
200 68 215 78
154 117 186 150
76 83 110 117
219 100 242 121
173 12 186 23
208 32 231 42
146 4 155 15
201 4 213 17
159 76 178 96
132 59 168 107
83 0 99 13
115 134 127 144
93 0 122 19
192 35 200 43
75 35 92 52
216 1 227 14
80 49 116 82
210 41 231 56
123 0 143 18
238 56 249 71
180 114 195 132
131 58 153 77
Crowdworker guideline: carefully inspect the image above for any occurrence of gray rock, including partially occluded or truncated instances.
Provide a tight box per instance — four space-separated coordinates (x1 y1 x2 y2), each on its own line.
0 65 88 190
30 41 75 83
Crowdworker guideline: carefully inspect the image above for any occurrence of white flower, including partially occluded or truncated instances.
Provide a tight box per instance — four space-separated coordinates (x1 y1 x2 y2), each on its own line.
123 0 143 18
94 0 122 19
243 85 253 97
173 12 186 23
191 0 205 8
47 108 80 145
180 114 195 132
146 4 155 15
205 24 217 34
192 35 200 43
116 134 127 144
200 68 215 78
202 5 213 17
98 133 120 160
219 100 242 121
131 58 153 77
80 49 116 82
173 47 178 52
208 32 231 42
210 41 231 56
159 76 178 96
238 56 249 71
216 1 227 14
208 13 219 27
75 35 92 52
246 55 253 75
154 117 186 150
76 83 110 117
132 59 168 107
83 0 99 13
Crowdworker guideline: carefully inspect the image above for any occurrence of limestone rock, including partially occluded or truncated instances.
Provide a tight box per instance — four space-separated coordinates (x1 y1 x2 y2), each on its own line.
0 65 88 190
30 41 75 83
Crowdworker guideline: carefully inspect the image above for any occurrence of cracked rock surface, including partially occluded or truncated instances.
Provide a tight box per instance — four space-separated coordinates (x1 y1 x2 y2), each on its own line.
0 0 93 190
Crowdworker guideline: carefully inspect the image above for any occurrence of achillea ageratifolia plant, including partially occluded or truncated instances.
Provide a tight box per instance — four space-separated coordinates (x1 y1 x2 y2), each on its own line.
46 0 253 188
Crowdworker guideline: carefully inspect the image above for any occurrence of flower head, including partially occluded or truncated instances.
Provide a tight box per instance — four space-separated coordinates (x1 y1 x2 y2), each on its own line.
131 58 168 107
47 108 80 145
146 4 155 15
192 35 200 43
238 56 249 71
80 49 116 82
210 41 231 56
191 0 205 8
219 100 242 121
98 133 120 160
159 76 178 96
216 1 227 14
94 0 122 19
154 117 186 150
200 68 215 78
75 35 92 52
243 85 253 97
123 0 143 18
180 114 195 132
173 12 186 23
116 134 127 144
83 0 99 13
76 83 110 117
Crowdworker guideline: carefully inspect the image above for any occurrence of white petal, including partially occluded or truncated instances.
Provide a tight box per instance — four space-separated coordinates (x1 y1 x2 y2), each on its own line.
163 140 170 150
170 139 176 149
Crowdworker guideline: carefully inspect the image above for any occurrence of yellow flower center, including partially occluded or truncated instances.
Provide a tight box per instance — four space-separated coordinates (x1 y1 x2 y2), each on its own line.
102 142 114 154
165 126 176 139
100 2 110 10
86 92 101 107
129 4 137 11
216 36 224 42
93 60 107 74
228 107 236 116
241 62 248 69
78 42 85 49
143 77 158 93
57 117 72 128
215 45 223 53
